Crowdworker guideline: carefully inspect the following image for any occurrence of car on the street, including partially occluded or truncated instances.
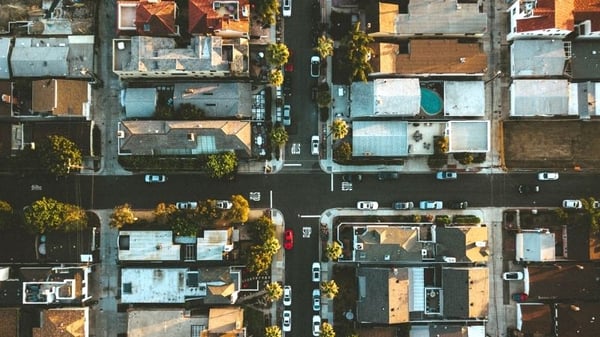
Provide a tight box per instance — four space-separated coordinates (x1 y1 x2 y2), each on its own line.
283 285 292 306
283 105 291 126
311 262 321 282
538 172 559 181
312 288 321 311
310 56 320 78
342 174 362 183
216 200 233 209
176 201 198 210
311 135 319 155
283 229 294 250
312 315 321 336
377 172 399 181
357 201 379 210
392 201 414 210
449 200 468 209
502 271 524 280
284 49 294 72
518 184 540 194
282 0 292 17
562 199 582 209
282 310 292 332
144 174 166 183
436 171 457 180
419 200 443 210
593 201 600 209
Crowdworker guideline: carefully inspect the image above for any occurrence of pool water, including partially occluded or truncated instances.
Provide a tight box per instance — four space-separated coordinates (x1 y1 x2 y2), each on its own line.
420 88 443 115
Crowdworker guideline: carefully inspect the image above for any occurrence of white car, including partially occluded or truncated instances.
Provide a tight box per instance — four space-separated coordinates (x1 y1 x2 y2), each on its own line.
419 200 443 210
312 288 321 311
538 172 559 181
283 285 292 306
176 201 198 210
357 201 379 210
283 105 291 126
282 310 292 332
562 199 582 209
436 171 457 180
144 174 166 183
282 0 292 17
502 271 524 280
216 200 233 209
312 315 321 336
311 135 319 156
310 56 320 78
311 262 321 282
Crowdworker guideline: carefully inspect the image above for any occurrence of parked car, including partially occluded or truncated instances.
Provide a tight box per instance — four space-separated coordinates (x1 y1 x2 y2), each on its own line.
593 201 600 209
436 171 457 180
282 310 292 332
283 105 291 126
144 174 166 183
377 172 399 181
538 172 559 181
357 201 379 210
176 201 198 210
312 315 321 337
283 229 294 250
449 200 468 209
518 184 539 194
283 285 292 306
312 288 321 311
419 200 443 210
310 56 320 78
311 135 319 155
216 200 233 209
284 49 294 72
282 0 292 17
562 199 582 209
311 262 321 282
342 174 362 183
502 271 524 280
392 201 414 210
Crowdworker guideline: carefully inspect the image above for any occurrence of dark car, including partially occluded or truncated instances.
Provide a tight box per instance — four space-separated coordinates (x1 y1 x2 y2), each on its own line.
377 172 399 181
449 201 469 209
342 174 363 183
518 184 539 194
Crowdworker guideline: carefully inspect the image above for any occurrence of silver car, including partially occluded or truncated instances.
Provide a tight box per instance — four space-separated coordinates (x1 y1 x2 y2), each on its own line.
282 310 292 332
283 285 292 306
312 289 321 311
419 200 443 210
538 172 559 181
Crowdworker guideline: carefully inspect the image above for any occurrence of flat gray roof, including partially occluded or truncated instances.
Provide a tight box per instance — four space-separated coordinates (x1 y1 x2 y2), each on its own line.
571 40 600 80
510 79 570 116
173 82 252 118
352 121 408 157
124 88 157 118
127 309 209 337
443 81 485 117
395 1 487 35
511 40 566 77
121 268 206 304
118 231 180 261
0 38 10 79
447 120 489 153
351 79 420 117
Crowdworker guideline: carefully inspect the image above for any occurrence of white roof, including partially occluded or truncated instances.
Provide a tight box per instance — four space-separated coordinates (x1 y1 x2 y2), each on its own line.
510 40 566 77
124 88 157 118
127 309 208 337
515 231 555 262
569 82 600 117
351 79 420 117
352 121 408 157
395 1 487 35
447 120 490 153
0 38 10 79
196 230 230 261
118 231 181 261
121 268 207 304
510 79 570 116
443 81 485 117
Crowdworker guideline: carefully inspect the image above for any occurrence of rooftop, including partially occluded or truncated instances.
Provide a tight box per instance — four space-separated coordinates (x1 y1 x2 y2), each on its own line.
356 267 409 324
351 79 420 117
134 0 179 36
127 309 209 337
510 79 570 117
571 39 600 80
22 266 91 305
447 120 490 153
443 81 485 117
528 262 600 301
189 0 251 35
436 226 489 263
118 231 181 261
32 308 88 337
172 82 253 118
442 267 488 319
352 121 408 157
353 226 423 262
32 80 90 117
510 39 566 77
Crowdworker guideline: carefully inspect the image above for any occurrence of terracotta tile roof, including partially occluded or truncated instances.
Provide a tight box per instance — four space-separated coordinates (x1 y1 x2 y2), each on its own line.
32 308 88 337
189 0 250 35
135 0 177 36
574 0 600 31
0 308 18 337
516 0 575 32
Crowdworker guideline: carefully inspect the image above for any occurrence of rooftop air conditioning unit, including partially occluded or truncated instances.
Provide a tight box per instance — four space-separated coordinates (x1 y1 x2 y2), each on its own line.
475 241 487 248
421 249 428 257
443 256 457 263
355 243 364 250
117 130 125 138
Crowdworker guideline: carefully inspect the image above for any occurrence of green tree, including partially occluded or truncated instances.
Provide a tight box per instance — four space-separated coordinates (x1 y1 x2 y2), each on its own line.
39 135 83 177
24 197 87 234
333 141 352 162
264 282 283 302
326 241 343 261
255 0 279 26
195 199 222 227
205 152 238 179
330 119 349 140
0 200 14 231
262 236 281 256
250 216 276 242
321 322 336 337
176 103 204 120
270 125 289 147
320 280 339 299
171 216 198 237
154 202 177 223
248 245 273 275
315 35 334 59
154 105 174 119
227 194 249 222
264 325 282 337
341 22 374 82
266 43 290 67
110 203 136 229
268 69 284 87
317 89 332 108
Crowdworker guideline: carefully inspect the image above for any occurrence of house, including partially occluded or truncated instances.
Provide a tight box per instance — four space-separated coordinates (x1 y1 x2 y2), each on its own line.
446 121 490 153
350 79 421 117
510 79 571 116
510 39 567 77
122 87 157 118
507 0 600 41
189 0 251 37
39 227 100 263
11 36 94 78
207 307 245 336
409 324 486 337
515 229 556 262
22 266 92 305
442 267 488 319
32 307 89 337
351 226 424 262
0 308 19 337
0 37 10 80
443 81 485 117
31 80 90 118
127 308 209 337
117 0 179 36
352 121 410 157
517 302 600 337
172 82 253 118
356 267 410 324
112 35 249 79
436 226 489 264
370 40 487 76
526 262 600 302
117 120 252 157
570 39 600 81
8 120 94 156
120 266 241 304
364 0 487 37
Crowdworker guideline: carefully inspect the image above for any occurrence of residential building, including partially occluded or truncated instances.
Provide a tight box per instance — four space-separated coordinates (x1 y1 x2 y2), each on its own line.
189 0 251 36
510 39 567 78
0 37 10 80
526 262 600 302
441 267 488 319
116 0 179 36
6 120 94 156
22 266 92 305
350 79 421 117
515 229 556 262
517 302 600 337
509 79 571 116
436 226 489 264
32 307 89 337
31 79 91 118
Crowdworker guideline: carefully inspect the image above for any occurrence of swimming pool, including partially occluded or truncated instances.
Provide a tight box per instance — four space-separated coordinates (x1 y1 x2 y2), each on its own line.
420 88 443 115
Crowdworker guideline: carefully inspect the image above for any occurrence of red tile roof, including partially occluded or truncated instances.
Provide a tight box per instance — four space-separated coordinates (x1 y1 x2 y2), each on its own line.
574 0 600 31
515 0 600 32
135 0 177 36
189 0 250 35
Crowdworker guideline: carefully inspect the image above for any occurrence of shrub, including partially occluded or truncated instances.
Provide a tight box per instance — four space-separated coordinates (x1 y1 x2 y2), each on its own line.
452 215 481 225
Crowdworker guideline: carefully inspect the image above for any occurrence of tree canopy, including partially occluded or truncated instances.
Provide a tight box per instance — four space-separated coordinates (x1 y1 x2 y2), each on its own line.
227 194 250 222
268 69 284 87
24 197 87 233
330 119 349 140
39 135 83 177
341 22 374 82
314 35 334 59
205 152 238 179
110 203 136 229
270 125 289 147
0 200 14 231
266 43 290 67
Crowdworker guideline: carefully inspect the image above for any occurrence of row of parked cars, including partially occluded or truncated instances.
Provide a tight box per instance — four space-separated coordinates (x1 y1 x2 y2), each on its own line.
357 200 468 210
281 262 322 334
